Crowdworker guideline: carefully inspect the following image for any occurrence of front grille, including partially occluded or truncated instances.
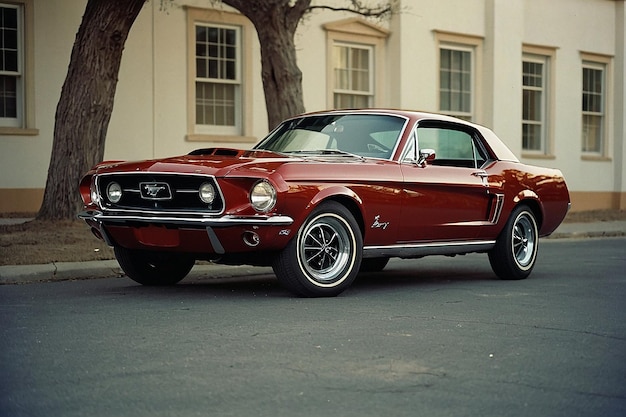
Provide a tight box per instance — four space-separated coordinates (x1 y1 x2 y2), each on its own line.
96 173 224 214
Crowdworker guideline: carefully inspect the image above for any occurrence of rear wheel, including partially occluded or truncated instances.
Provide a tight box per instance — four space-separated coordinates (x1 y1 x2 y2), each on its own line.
114 247 195 286
489 205 538 280
273 201 362 297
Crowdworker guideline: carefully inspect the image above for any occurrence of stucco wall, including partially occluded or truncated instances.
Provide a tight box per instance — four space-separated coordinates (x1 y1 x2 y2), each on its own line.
0 0 623 213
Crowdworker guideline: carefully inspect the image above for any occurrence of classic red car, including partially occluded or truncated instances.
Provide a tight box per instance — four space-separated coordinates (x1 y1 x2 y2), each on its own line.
79 109 570 297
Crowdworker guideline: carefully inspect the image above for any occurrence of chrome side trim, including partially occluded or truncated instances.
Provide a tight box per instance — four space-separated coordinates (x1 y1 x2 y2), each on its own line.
363 240 496 259
78 210 294 227
490 193 505 224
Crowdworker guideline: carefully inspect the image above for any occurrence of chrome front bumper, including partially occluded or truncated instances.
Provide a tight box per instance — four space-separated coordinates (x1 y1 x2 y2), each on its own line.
78 210 295 255
78 210 294 228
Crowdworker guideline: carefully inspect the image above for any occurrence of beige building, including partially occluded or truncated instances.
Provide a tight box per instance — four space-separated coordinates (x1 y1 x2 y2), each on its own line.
0 0 624 213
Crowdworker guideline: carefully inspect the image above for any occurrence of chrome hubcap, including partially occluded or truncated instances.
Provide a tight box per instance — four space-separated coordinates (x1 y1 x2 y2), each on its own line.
299 215 353 284
512 214 536 267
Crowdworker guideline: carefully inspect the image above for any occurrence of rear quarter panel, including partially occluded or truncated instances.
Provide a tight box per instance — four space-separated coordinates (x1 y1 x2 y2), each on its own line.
485 161 570 237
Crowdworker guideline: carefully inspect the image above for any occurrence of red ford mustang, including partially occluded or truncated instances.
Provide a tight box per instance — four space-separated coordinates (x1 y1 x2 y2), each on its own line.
79 109 570 297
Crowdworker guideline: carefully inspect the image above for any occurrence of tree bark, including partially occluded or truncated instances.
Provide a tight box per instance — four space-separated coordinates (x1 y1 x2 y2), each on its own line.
37 0 145 221
223 0 309 129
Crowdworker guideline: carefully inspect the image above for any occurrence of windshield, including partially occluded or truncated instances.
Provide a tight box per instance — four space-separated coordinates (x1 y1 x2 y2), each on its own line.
254 114 406 160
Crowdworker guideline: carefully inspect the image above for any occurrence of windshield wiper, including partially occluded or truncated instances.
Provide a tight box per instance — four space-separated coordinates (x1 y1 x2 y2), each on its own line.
283 149 365 160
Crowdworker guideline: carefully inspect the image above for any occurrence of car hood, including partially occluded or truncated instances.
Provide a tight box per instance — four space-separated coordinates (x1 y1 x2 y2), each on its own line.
91 148 388 178
91 149 294 177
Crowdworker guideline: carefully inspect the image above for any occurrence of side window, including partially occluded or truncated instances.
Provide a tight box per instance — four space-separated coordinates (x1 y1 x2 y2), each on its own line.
416 126 486 168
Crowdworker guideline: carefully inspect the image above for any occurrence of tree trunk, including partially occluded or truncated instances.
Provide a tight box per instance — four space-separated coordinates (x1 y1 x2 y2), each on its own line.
223 0 309 129
37 0 145 221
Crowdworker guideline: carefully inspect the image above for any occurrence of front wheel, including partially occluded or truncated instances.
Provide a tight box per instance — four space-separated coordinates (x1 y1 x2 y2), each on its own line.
273 201 362 297
114 247 195 286
489 205 538 280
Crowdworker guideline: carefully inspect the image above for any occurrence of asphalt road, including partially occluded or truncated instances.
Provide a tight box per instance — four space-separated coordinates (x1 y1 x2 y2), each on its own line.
1 238 625 417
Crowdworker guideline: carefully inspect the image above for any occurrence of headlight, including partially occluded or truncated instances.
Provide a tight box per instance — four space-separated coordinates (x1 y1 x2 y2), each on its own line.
106 182 122 203
199 182 216 204
250 180 276 212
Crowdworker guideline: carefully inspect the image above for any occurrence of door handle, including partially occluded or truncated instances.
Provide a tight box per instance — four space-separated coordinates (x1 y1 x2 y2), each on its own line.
472 170 489 187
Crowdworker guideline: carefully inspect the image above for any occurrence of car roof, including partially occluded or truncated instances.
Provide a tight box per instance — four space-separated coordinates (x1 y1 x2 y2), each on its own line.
289 109 519 162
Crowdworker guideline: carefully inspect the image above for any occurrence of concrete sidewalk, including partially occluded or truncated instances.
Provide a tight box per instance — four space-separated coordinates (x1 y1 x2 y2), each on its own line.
1 220 626 285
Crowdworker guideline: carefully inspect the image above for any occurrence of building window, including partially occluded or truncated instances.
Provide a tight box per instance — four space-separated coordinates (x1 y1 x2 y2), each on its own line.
323 18 389 110
581 62 605 155
186 8 255 143
439 46 473 121
0 4 21 128
333 43 373 109
522 56 547 153
195 23 241 135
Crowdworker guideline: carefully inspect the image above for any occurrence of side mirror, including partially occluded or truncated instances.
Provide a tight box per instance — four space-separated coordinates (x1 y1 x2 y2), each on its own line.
417 149 436 166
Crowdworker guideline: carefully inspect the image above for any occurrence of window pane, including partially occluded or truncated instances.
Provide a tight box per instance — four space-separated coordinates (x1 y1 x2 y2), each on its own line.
334 93 369 109
522 89 541 121
0 7 18 72
196 81 236 126
195 23 241 129
522 124 541 151
0 74 16 117
522 58 547 152
582 114 602 153
196 25 237 81
582 67 603 112
417 127 477 167
440 48 471 116
333 43 372 107
581 63 605 153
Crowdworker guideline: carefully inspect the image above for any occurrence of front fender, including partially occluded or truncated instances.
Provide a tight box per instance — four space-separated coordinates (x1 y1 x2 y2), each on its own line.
308 185 363 210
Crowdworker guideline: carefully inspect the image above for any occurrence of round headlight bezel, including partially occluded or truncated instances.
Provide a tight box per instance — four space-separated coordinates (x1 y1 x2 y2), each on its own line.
106 181 123 204
250 180 277 212
199 182 216 204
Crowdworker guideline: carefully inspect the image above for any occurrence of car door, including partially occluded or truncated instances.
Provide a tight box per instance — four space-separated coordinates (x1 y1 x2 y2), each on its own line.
398 122 493 242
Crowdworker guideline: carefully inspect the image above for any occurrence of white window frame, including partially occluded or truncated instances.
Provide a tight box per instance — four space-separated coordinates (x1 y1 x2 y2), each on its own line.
522 54 548 154
323 18 389 109
439 45 473 121
186 7 255 144
0 3 23 128
581 60 606 156
332 42 374 109
194 22 242 136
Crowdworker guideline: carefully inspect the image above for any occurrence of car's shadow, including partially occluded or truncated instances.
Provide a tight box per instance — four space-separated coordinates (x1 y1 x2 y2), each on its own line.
105 258 502 299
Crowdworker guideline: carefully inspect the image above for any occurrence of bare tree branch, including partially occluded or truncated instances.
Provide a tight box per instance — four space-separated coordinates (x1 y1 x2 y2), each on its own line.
306 0 395 19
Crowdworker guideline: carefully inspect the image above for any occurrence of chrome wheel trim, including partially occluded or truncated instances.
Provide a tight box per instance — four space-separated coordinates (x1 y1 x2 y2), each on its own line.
297 213 356 286
512 212 537 269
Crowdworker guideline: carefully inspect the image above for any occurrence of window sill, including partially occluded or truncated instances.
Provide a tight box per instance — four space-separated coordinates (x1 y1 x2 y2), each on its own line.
581 155 611 162
521 153 556 160
186 134 258 143
0 127 39 136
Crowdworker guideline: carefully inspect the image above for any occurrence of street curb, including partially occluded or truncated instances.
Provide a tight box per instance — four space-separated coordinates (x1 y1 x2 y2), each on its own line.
0 261 273 285
1 230 624 285
546 231 626 240
0 260 124 285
